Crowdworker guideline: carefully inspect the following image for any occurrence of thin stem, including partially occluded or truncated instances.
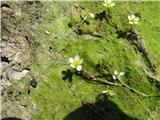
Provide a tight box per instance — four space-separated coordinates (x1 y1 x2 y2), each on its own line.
81 71 121 86
79 70 160 98
92 79 122 86
118 79 148 97
130 24 133 31
103 11 118 30
118 79 160 98
80 16 87 27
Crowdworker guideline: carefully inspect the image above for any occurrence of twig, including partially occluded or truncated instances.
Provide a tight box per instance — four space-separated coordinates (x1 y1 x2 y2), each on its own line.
90 78 122 86
79 70 160 98
81 71 121 86
74 28 103 38
118 79 160 98
118 79 148 97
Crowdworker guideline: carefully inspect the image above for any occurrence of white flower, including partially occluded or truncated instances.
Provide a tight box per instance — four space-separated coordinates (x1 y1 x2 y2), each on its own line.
102 90 116 96
69 55 83 71
128 15 140 24
103 0 115 8
81 10 95 20
89 13 95 18
45 31 51 35
112 71 125 80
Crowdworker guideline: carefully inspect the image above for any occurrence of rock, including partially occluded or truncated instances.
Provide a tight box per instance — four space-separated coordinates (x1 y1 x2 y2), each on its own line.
10 70 29 80
30 79 37 88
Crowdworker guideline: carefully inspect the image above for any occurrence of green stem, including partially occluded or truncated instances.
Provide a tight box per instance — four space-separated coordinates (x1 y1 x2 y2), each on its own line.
80 16 87 27
81 70 121 86
103 10 118 30
118 79 148 97
130 24 133 31
79 70 160 98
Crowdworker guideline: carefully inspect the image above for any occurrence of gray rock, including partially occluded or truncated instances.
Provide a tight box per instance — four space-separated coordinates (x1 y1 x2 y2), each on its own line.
10 70 29 80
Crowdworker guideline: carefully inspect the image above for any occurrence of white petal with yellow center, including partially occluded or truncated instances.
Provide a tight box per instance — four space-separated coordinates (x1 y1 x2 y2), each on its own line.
76 65 82 71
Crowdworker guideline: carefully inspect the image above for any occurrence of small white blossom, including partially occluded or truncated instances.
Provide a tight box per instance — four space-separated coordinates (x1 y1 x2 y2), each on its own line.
102 90 116 96
128 15 140 24
112 71 125 80
81 10 95 20
103 0 115 8
45 31 51 35
89 13 95 18
69 55 83 71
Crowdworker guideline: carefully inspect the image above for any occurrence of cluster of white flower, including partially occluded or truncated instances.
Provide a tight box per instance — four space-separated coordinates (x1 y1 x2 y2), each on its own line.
80 0 140 25
67 0 143 98
103 0 140 25
68 1 139 78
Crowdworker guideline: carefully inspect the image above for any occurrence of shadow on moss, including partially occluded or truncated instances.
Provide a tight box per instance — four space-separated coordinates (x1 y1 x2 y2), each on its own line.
62 69 73 83
63 94 138 120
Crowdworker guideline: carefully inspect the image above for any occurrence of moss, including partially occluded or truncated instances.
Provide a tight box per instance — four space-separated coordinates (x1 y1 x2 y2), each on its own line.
20 1 160 119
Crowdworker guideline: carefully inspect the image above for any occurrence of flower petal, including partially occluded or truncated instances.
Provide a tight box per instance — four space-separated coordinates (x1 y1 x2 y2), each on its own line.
70 64 75 68
128 15 131 20
136 17 140 21
120 72 125 76
80 59 83 64
75 55 80 60
129 21 133 24
135 21 139 24
114 71 118 75
112 75 117 80
69 58 74 63
131 15 135 18
103 3 106 6
76 65 82 71
111 3 115 7
102 90 107 94
89 13 95 18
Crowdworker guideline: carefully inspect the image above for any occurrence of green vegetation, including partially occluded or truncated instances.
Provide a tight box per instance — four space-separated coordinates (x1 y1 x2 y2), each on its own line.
19 1 160 120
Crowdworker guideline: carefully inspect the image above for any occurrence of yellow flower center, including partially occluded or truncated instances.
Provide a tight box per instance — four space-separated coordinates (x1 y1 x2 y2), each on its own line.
130 18 137 23
106 2 111 7
74 60 80 67
108 90 112 94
